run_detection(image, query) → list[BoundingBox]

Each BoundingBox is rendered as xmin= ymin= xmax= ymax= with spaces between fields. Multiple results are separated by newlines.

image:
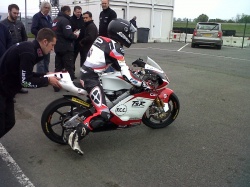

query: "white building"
xmin=58 ymin=0 xmax=174 ymax=42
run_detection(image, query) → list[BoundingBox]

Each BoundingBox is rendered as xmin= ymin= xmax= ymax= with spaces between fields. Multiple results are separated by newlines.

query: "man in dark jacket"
xmin=70 ymin=6 xmax=85 ymax=78
xmin=0 ymin=23 xmax=12 ymax=57
xmin=1 ymin=4 xmax=27 ymax=45
xmin=129 ymin=16 xmax=137 ymax=43
xmin=31 ymin=1 xmax=52 ymax=74
xmin=0 ymin=28 xmax=61 ymax=139
xmin=80 ymin=11 xmax=98 ymax=66
xmin=99 ymin=0 xmax=117 ymax=37
xmin=1 ymin=4 xmax=28 ymax=94
xmin=52 ymin=6 xmax=79 ymax=90
xmin=99 ymin=0 xmax=117 ymax=73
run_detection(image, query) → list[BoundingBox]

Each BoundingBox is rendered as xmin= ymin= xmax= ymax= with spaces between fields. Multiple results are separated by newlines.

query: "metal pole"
xmin=241 ymin=21 xmax=247 ymax=49
xmin=185 ymin=19 xmax=188 ymax=43
xmin=25 ymin=0 xmax=28 ymax=31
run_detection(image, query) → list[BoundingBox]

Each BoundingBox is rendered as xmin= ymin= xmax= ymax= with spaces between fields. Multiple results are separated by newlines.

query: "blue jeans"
xmin=36 ymin=53 xmax=50 ymax=73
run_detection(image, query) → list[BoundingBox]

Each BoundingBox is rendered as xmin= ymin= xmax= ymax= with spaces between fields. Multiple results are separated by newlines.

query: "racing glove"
xmin=141 ymin=81 xmax=153 ymax=91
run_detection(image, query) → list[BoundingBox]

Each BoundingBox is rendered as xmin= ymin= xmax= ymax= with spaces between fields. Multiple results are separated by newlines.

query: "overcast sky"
xmin=0 ymin=0 xmax=249 ymax=19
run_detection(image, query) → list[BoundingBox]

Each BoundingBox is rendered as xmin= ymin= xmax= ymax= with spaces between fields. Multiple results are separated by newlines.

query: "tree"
xmin=196 ymin=14 xmax=209 ymax=22
xmin=227 ymin=19 xmax=235 ymax=23
xmin=238 ymin=14 xmax=250 ymax=23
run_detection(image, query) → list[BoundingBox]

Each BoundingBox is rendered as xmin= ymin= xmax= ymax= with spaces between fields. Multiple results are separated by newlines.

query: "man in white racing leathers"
xmin=65 ymin=18 xmax=151 ymax=155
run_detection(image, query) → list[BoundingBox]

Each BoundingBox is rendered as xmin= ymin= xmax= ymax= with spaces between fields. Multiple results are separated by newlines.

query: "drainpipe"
xmin=127 ymin=0 xmax=130 ymax=20
xmin=150 ymin=0 xmax=155 ymax=41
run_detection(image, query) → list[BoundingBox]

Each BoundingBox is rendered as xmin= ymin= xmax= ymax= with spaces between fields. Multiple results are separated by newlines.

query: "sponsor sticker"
xmin=115 ymin=104 xmax=127 ymax=116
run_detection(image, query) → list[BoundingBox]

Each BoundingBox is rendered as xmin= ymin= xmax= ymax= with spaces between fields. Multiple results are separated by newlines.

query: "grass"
xmin=173 ymin=22 xmax=250 ymax=37
xmin=27 ymin=33 xmax=35 ymax=38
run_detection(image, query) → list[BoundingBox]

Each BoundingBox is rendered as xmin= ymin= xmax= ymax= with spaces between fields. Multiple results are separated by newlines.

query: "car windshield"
xmin=198 ymin=24 xmax=219 ymax=31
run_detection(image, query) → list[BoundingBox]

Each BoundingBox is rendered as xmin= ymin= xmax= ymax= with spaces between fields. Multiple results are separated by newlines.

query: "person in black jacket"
xmin=99 ymin=0 xmax=117 ymax=73
xmin=1 ymin=4 xmax=28 ymax=94
xmin=0 ymin=23 xmax=12 ymax=57
xmin=52 ymin=6 xmax=79 ymax=91
xmin=0 ymin=28 xmax=61 ymax=139
xmin=31 ymin=1 xmax=52 ymax=74
xmin=70 ymin=6 xmax=85 ymax=78
xmin=1 ymin=4 xmax=27 ymax=45
xmin=99 ymin=0 xmax=117 ymax=37
xmin=80 ymin=11 xmax=98 ymax=66
xmin=129 ymin=16 xmax=137 ymax=43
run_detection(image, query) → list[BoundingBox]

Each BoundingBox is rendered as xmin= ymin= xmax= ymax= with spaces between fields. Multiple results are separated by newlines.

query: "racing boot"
xmin=68 ymin=130 xmax=84 ymax=155
xmin=68 ymin=123 xmax=90 ymax=155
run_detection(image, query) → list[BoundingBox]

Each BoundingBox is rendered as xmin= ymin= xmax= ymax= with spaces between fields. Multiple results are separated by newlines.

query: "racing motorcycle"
xmin=41 ymin=57 xmax=180 ymax=145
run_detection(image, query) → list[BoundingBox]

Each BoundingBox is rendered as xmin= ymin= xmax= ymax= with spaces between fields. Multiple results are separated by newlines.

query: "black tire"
xmin=41 ymin=98 xmax=85 ymax=145
xmin=217 ymin=45 xmax=222 ymax=50
xmin=191 ymin=43 xmax=195 ymax=48
xmin=142 ymin=93 xmax=180 ymax=129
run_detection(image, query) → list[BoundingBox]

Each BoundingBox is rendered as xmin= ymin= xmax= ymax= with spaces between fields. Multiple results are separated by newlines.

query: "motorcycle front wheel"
xmin=41 ymin=98 xmax=84 ymax=145
xmin=142 ymin=93 xmax=180 ymax=129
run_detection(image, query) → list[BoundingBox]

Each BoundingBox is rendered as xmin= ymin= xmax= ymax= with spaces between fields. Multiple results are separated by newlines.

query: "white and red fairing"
xmin=109 ymin=87 xmax=174 ymax=126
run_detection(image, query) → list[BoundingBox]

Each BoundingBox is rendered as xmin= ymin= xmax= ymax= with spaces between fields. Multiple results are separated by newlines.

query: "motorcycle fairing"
xmin=158 ymin=88 xmax=174 ymax=112
xmin=109 ymin=91 xmax=155 ymax=124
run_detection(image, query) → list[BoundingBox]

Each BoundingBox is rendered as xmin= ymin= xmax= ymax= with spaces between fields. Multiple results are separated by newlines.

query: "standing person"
xmin=99 ymin=0 xmax=117 ymax=72
xmin=0 ymin=28 xmax=62 ymax=139
xmin=99 ymin=0 xmax=117 ymax=37
xmin=79 ymin=11 xmax=98 ymax=66
xmin=52 ymin=6 xmax=79 ymax=92
xmin=1 ymin=4 xmax=28 ymax=94
xmin=63 ymin=19 xmax=149 ymax=155
xmin=129 ymin=16 xmax=137 ymax=43
xmin=31 ymin=1 xmax=52 ymax=74
xmin=1 ymin=4 xmax=27 ymax=45
xmin=0 ymin=23 xmax=12 ymax=57
xmin=70 ymin=6 xmax=85 ymax=79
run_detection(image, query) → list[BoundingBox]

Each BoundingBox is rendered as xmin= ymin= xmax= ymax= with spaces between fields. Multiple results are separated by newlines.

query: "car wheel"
xmin=191 ymin=43 xmax=195 ymax=48
xmin=217 ymin=45 xmax=222 ymax=50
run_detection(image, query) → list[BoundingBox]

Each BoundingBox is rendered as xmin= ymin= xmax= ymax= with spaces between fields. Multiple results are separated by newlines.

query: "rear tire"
xmin=142 ymin=93 xmax=180 ymax=129
xmin=41 ymin=98 xmax=86 ymax=145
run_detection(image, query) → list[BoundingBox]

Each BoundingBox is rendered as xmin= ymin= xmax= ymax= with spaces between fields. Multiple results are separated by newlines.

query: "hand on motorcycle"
xmin=141 ymin=81 xmax=153 ymax=91
xmin=48 ymin=76 xmax=62 ymax=89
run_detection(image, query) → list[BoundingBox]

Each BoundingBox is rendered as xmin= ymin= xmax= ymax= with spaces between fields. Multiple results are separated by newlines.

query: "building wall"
xmin=58 ymin=0 xmax=174 ymax=42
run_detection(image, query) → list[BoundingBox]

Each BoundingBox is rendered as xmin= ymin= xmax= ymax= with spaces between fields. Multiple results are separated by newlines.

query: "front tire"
xmin=142 ymin=93 xmax=180 ymax=129
xmin=41 ymin=98 xmax=85 ymax=145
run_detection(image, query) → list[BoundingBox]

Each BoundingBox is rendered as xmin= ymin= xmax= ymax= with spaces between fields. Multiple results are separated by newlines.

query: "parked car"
xmin=191 ymin=22 xmax=223 ymax=49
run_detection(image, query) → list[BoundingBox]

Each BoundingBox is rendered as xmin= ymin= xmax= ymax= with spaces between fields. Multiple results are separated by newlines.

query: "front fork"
xmin=156 ymin=88 xmax=174 ymax=113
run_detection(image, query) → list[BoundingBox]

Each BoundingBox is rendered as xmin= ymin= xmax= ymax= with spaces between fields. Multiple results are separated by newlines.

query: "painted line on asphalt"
xmin=177 ymin=43 xmax=189 ymax=51
xmin=128 ymin=47 xmax=250 ymax=62
xmin=177 ymin=50 xmax=250 ymax=62
xmin=0 ymin=143 xmax=35 ymax=187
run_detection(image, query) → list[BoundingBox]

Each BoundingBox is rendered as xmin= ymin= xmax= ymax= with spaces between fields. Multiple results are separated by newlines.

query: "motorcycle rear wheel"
xmin=142 ymin=93 xmax=180 ymax=129
xmin=41 ymin=98 xmax=85 ymax=145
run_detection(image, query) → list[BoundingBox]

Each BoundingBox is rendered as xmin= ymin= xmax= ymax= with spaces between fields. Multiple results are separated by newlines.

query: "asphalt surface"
xmin=0 ymin=42 xmax=250 ymax=187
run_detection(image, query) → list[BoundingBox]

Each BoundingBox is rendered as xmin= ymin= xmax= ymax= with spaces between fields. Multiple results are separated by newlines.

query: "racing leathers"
xmin=67 ymin=36 xmax=146 ymax=154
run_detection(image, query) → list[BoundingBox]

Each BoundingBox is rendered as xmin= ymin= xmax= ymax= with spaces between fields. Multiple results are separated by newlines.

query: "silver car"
xmin=191 ymin=22 xmax=223 ymax=49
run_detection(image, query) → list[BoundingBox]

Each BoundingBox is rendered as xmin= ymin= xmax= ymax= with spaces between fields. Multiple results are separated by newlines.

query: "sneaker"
xmin=68 ymin=130 xmax=84 ymax=155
